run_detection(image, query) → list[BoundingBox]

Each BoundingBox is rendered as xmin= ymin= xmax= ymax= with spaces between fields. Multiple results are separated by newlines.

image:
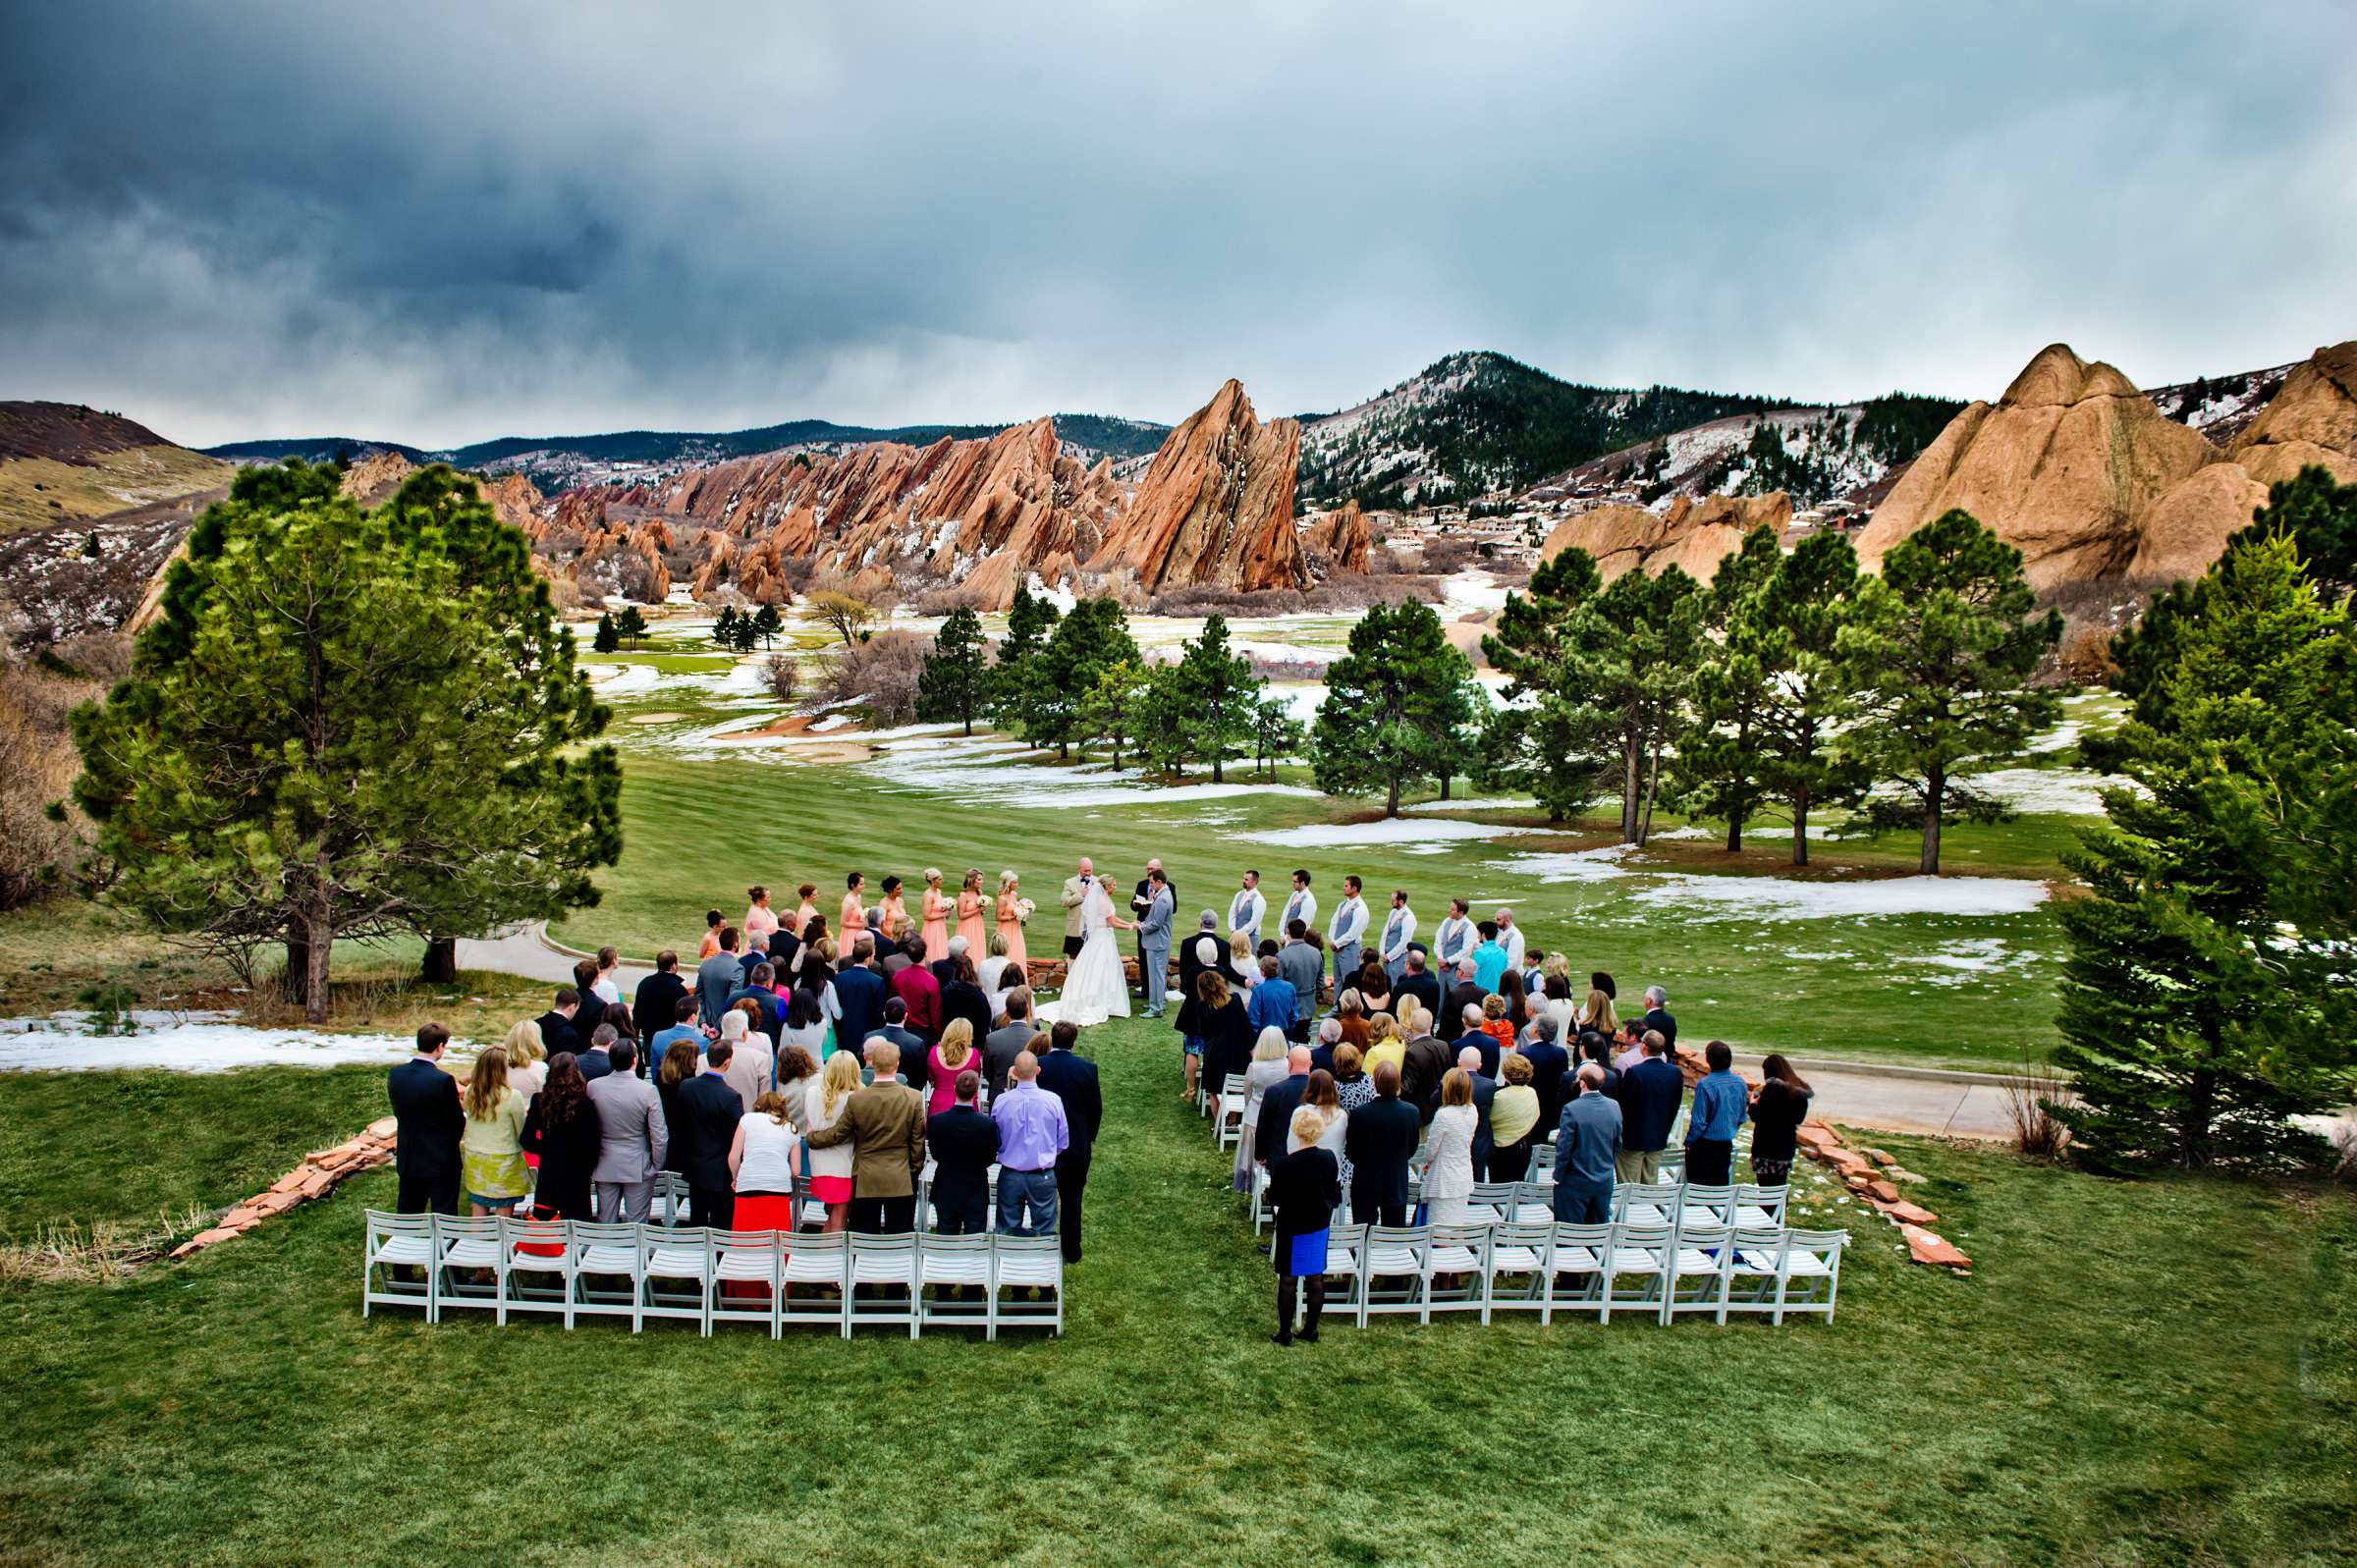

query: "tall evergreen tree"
xmin=915 ymin=605 xmax=991 ymax=735
xmin=1028 ymin=596 xmax=1136 ymax=759
xmin=1749 ymin=530 xmax=1871 ymax=866
xmin=1477 ymin=548 xmax=1617 ymax=823
xmin=713 ymin=606 xmax=740 ymax=649
xmin=751 ymin=603 xmax=783 ymax=649
xmin=1839 ymin=509 xmax=2061 ymax=873
xmin=1672 ymin=524 xmax=1781 ymax=849
xmin=2230 ymin=462 xmax=2357 ymax=599
xmin=991 ymin=583 xmax=1061 ymax=730
xmin=1251 ymin=695 xmax=1305 ymax=779
xmin=2053 ymin=532 xmax=2349 ymax=1172
xmin=73 ymin=485 xmax=620 ymax=1022
xmin=1172 ymin=613 xmax=1263 ymax=783
xmin=592 ymin=612 xmax=621 ymax=653
xmin=1312 ymin=599 xmax=1478 ymax=815
xmin=615 ymin=605 xmax=649 ymax=649
xmin=1076 ymin=658 xmax=1149 ymax=768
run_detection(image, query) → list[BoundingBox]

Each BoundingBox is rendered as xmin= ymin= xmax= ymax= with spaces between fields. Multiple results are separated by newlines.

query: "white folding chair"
xmin=1484 ymin=1221 xmax=1555 ymax=1320
xmin=1601 ymin=1220 xmax=1672 ymax=1324
xmin=1250 ymin=1163 xmax=1273 ymax=1233
xmin=501 ymin=1211 xmax=571 ymax=1321
xmin=361 ymin=1210 xmax=434 ymax=1320
xmin=640 ymin=1224 xmax=714 ymax=1334
xmin=1358 ymin=1225 xmax=1431 ymax=1325
xmin=643 ymin=1174 xmax=688 ymax=1226
xmin=1509 ymin=1181 xmax=1555 ymax=1225
xmin=710 ymin=1229 xmax=784 ymax=1336
xmin=1215 ymin=1075 xmax=1250 ymax=1150
xmin=562 ymin=1220 xmax=641 ymax=1327
xmin=1467 ymin=1182 xmax=1516 ymax=1227
xmin=1617 ymin=1181 xmax=1680 ymax=1227
xmin=780 ymin=1230 xmax=850 ymax=1333
xmin=1734 ymin=1184 xmax=1788 ymax=1230
xmin=1529 ymin=1139 xmax=1557 ymax=1179
xmin=848 ymin=1233 xmax=920 ymax=1338
xmin=1679 ymin=1184 xmax=1737 ymax=1229
xmin=1729 ymin=1226 xmax=1847 ymax=1324
xmin=992 ymin=1235 xmax=1064 ymax=1334
xmin=1663 ymin=1220 xmax=1735 ymax=1325
xmin=1543 ymin=1221 xmax=1612 ymax=1324
xmin=432 ymin=1215 xmax=506 ymax=1319
xmin=1320 ymin=1222 xmax=1366 ymax=1317
xmin=917 ymin=1232 xmax=993 ymax=1335
xmin=1424 ymin=1223 xmax=1490 ymax=1323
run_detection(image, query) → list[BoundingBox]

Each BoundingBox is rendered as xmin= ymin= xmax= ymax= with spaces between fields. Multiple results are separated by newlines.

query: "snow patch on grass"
xmin=1239 ymin=818 xmax=1547 ymax=848
xmin=1635 ymin=873 xmax=2049 ymax=921
xmin=0 ymin=1011 xmax=428 ymax=1072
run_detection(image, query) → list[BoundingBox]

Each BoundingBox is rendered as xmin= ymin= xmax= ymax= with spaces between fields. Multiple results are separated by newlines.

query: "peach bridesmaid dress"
xmin=956 ymin=890 xmax=987 ymax=954
xmin=921 ymin=888 xmax=951 ymax=964
xmin=874 ymin=892 xmax=907 ymax=947
xmin=995 ymin=889 xmax=1028 ymax=968
xmin=840 ymin=888 xmax=867 ymax=953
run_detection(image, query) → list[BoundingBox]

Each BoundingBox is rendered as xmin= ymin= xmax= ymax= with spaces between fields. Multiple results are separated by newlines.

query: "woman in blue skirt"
xmin=1268 ymin=1106 xmax=1343 ymax=1345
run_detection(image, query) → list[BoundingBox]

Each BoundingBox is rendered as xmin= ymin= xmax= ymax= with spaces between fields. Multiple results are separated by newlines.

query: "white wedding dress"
xmin=1050 ymin=880 xmax=1131 ymax=1027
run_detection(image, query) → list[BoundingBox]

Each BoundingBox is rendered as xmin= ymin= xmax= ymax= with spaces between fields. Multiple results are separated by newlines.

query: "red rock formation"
xmin=1301 ymin=500 xmax=1371 ymax=573
xmin=1540 ymin=491 xmax=1789 ymax=581
xmin=1090 ymin=380 xmax=1309 ymax=594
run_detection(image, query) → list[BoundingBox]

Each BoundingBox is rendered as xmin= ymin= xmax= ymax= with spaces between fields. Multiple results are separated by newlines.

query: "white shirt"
xmin=1432 ymin=915 xmax=1473 ymax=968
xmin=1228 ymin=886 xmax=1267 ymax=941
xmin=592 ymin=977 xmax=622 ymax=1007
xmin=1500 ymin=925 xmax=1526 ymax=973
xmin=1328 ymin=895 xmax=1368 ymax=948
xmin=1281 ymin=888 xmax=1317 ymax=936
xmin=736 ymin=1113 xmax=796 ymax=1192
xmin=1379 ymin=905 xmax=1418 ymax=961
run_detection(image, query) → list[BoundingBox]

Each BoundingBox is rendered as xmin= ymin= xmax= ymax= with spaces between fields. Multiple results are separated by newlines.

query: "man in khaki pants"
xmin=1060 ymin=856 xmax=1094 ymax=959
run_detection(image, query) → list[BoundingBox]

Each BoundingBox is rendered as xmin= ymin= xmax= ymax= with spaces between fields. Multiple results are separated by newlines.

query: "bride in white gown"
xmin=1050 ymin=871 xmax=1133 ymax=1027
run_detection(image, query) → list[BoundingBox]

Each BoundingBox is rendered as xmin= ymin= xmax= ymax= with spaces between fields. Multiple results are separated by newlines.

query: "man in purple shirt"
xmin=991 ymin=1051 xmax=1069 ymax=1238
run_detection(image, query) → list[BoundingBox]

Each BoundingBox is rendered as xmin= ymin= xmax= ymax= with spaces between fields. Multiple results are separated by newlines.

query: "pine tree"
xmin=1028 ymin=597 xmax=1137 ymax=758
xmin=1312 ymin=599 xmax=1478 ymax=815
xmin=592 ymin=612 xmax=621 ymax=653
xmin=73 ymin=482 xmax=620 ymax=1023
xmin=1839 ymin=510 xmax=2061 ymax=873
xmin=2053 ymin=532 xmax=2348 ymax=1173
xmin=1172 ymin=613 xmax=1264 ymax=783
xmin=731 ymin=612 xmax=761 ymax=653
xmin=751 ymin=603 xmax=783 ymax=649
xmin=990 ymin=583 xmax=1061 ymax=731
xmin=1076 ymin=658 xmax=1148 ymax=768
xmin=1749 ymin=530 xmax=1872 ymax=865
xmin=1477 ymin=548 xmax=1616 ymax=822
xmin=615 ymin=605 xmax=649 ymax=649
xmin=1251 ymin=695 xmax=1304 ymax=779
xmin=915 ymin=605 xmax=990 ymax=735
xmin=1672 ymin=524 xmax=1781 ymax=849
xmin=2229 ymin=462 xmax=2357 ymax=599
xmin=713 ymin=605 xmax=740 ymax=648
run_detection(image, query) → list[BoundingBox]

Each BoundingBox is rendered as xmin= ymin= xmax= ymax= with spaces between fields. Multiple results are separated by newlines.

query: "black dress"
xmin=522 ymin=1094 xmax=604 ymax=1221
xmin=1748 ymin=1081 xmax=1813 ymax=1178
xmin=1191 ymin=997 xmax=1254 ymax=1087
xmin=1266 ymin=1146 xmax=1342 ymax=1274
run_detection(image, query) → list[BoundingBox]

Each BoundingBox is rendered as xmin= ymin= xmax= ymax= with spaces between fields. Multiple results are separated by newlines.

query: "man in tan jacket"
xmin=803 ymin=1040 xmax=926 ymax=1233
xmin=1059 ymin=856 xmax=1095 ymax=959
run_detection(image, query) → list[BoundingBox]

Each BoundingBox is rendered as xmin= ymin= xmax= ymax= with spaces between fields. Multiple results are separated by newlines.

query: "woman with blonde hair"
xmin=1297 ymin=1066 xmax=1348 ymax=1181
xmin=1234 ymin=1025 xmax=1293 ymax=1193
xmin=1267 ymin=1105 xmax=1342 ymax=1346
xmin=1227 ymin=932 xmax=1258 ymax=993
xmin=1489 ymin=1052 xmax=1542 ymax=1181
xmin=978 ymin=930 xmax=1013 ymax=999
xmin=919 ymin=868 xmax=951 ymax=964
xmin=956 ymin=868 xmax=988 ymax=953
xmin=1422 ymin=1069 xmax=1478 ymax=1225
xmin=927 ymin=1017 xmax=978 ymax=1116
xmin=502 ymin=1018 xmax=548 ymax=1098
xmin=994 ymin=869 xmax=1030 ymax=969
xmin=1576 ymin=978 xmax=1618 ymax=1037
xmin=461 ymin=1046 xmax=531 ymax=1217
xmin=1360 ymin=1012 xmax=1406 ymax=1082
xmin=801 ymin=1050 xmax=861 ymax=1232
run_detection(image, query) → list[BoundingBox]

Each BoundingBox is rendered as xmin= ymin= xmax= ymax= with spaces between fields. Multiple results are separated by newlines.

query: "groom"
xmin=1136 ymin=869 xmax=1175 ymax=1017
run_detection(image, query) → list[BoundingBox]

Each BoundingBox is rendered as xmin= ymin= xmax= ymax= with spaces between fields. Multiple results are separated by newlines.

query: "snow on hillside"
xmin=2144 ymin=362 xmax=2296 ymax=444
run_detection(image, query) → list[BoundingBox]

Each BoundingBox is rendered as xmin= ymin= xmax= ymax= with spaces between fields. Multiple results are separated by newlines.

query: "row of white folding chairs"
xmin=630 ymin=1168 xmax=1020 ymax=1236
xmin=361 ymin=1211 xmax=1063 ymax=1338
xmin=1250 ymin=1174 xmax=1781 ymax=1236
xmin=1292 ymin=1219 xmax=1846 ymax=1326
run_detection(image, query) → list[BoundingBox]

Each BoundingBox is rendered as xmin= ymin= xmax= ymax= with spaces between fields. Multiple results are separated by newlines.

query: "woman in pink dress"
xmin=873 ymin=875 xmax=908 ymax=952
xmin=919 ymin=868 xmax=951 ymax=964
xmin=956 ymin=868 xmax=988 ymax=954
xmin=742 ymin=885 xmax=780 ymax=946
xmin=792 ymin=883 xmax=820 ymax=939
xmin=994 ymin=870 xmax=1029 ymax=969
xmin=840 ymin=871 xmax=868 ymax=955
xmin=926 ymin=1019 xmax=979 ymax=1116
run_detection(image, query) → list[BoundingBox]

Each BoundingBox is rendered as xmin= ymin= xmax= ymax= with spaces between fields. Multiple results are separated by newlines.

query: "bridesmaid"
xmin=742 ymin=885 xmax=780 ymax=946
xmin=995 ymin=870 xmax=1029 ymax=969
xmin=920 ymin=869 xmax=951 ymax=964
xmin=792 ymin=883 xmax=821 ymax=939
xmin=956 ymin=868 xmax=988 ymax=954
xmin=840 ymin=872 xmax=868 ymax=954
xmin=874 ymin=875 xmax=908 ymax=950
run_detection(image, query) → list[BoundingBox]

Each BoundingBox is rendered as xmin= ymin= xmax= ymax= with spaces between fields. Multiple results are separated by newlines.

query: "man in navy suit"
xmin=672 ymin=1038 xmax=745 ymax=1229
xmin=868 ymin=997 xmax=929 ymax=1093
xmin=533 ymin=989 xmax=583 ymax=1058
xmin=387 ymin=1023 xmax=464 ymax=1215
xmin=833 ymin=937 xmax=890 ymax=1056
xmin=1033 ymin=1020 xmax=1103 ymax=1264
xmin=925 ymin=1068 xmax=1000 ymax=1238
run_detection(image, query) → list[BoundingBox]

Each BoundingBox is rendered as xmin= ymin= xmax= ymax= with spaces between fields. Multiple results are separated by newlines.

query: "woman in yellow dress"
xmin=994 ymin=870 xmax=1029 ymax=969
xmin=956 ymin=868 xmax=988 ymax=954
xmin=919 ymin=868 xmax=951 ymax=964
xmin=874 ymin=875 xmax=908 ymax=953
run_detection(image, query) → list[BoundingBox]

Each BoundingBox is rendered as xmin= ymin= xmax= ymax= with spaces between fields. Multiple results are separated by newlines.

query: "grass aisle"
xmin=0 ymin=1019 xmax=2350 ymax=1566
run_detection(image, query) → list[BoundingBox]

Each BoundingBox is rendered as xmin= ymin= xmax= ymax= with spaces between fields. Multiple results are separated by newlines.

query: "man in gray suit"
xmin=585 ymin=1039 xmax=668 ymax=1222
xmin=1137 ymin=868 xmax=1176 ymax=1017
xmin=983 ymin=987 xmax=1043 ymax=1099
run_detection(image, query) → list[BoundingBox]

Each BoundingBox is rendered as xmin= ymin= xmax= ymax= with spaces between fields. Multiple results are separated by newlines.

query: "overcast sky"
xmin=3 ymin=1 xmax=2352 ymax=449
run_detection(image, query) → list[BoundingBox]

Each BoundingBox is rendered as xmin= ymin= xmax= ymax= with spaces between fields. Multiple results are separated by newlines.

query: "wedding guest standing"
xmin=1684 ymin=1040 xmax=1748 ymax=1186
xmin=1553 ymin=1064 xmax=1621 ymax=1224
xmin=743 ymin=886 xmax=780 ymax=946
xmin=920 ymin=868 xmax=952 ymax=964
xmin=1267 ymin=1108 xmax=1342 ymax=1347
xmin=389 ymin=1023 xmax=464 ymax=1216
xmin=1035 ymin=1020 xmax=1101 ymax=1263
xmin=926 ymin=1070 xmax=999 ymax=1237
xmin=802 ymin=1052 xmax=860 ymax=1231
xmin=673 ymin=1040 xmax=744 ymax=1229
xmin=1325 ymin=875 xmax=1369 ymax=995
xmin=1422 ymin=1069 xmax=1478 ymax=1223
xmin=1343 ymin=1061 xmax=1419 ymax=1226
xmin=1747 ymin=1054 xmax=1814 ymax=1185
xmin=873 ymin=876 xmax=907 ymax=949
xmin=840 ymin=872 xmax=869 ymax=956
xmin=459 ymin=1046 xmax=531 ymax=1218
xmin=1488 ymin=1052 xmax=1542 ymax=1182
xmin=631 ymin=950 xmax=689 ymax=1048
xmin=956 ymin=868 xmax=989 ymax=953
xmin=1378 ymin=889 xmax=1418 ymax=986
xmin=1191 ymin=971 xmax=1255 ymax=1095
xmin=588 ymin=1040 xmax=666 ymax=1223
xmin=502 ymin=1019 xmax=548 ymax=1099
xmin=995 ymin=871 xmax=1030 ymax=969
xmin=521 ymin=1053 xmax=601 ymax=1221
xmin=727 ymin=1090 xmax=800 ymax=1236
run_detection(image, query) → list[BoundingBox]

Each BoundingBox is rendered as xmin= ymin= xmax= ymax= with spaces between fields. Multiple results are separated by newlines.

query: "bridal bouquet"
xmin=1014 ymin=897 xmax=1036 ymax=922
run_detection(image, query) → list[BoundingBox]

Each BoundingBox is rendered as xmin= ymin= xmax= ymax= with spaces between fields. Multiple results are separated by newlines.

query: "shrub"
xmin=763 ymin=652 xmax=800 ymax=701
xmin=822 ymin=629 xmax=928 ymax=724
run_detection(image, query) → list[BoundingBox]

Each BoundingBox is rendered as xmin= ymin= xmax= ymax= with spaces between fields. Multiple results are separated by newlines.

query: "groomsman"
xmin=1431 ymin=897 xmax=1474 ymax=979
xmin=1132 ymin=857 xmax=1173 ymax=993
xmin=1281 ymin=869 xmax=1318 ymax=944
xmin=1378 ymin=889 xmax=1418 ymax=985
xmin=1326 ymin=875 xmax=1369 ymax=994
xmin=1228 ymin=869 xmax=1267 ymax=949
xmin=1495 ymin=906 xmax=1526 ymax=975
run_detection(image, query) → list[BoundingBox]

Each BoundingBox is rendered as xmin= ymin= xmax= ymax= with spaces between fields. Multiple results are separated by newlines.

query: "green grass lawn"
xmin=2 ymin=1015 xmax=2350 ymax=1567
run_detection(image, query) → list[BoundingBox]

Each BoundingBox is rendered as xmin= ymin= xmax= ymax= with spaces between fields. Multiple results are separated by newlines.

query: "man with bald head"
xmin=1447 ymin=1043 xmax=1498 ymax=1181
xmin=1060 ymin=856 xmax=1096 ymax=960
xmin=1254 ymin=1045 xmax=1315 ymax=1174
xmin=992 ymin=1049 xmax=1069 ymax=1237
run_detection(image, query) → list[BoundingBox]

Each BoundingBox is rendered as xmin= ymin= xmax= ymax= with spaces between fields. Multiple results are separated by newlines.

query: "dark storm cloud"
xmin=2 ymin=0 xmax=2352 ymax=448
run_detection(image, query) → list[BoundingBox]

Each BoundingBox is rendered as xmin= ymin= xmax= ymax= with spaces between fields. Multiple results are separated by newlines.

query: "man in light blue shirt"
xmin=1684 ymin=1040 xmax=1748 ymax=1186
xmin=1470 ymin=922 xmax=1509 ymax=995
xmin=1246 ymin=955 xmax=1296 ymax=1040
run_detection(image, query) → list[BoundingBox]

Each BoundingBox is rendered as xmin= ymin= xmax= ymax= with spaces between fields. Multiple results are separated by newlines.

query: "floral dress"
xmin=461 ymin=1087 xmax=531 ymax=1203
